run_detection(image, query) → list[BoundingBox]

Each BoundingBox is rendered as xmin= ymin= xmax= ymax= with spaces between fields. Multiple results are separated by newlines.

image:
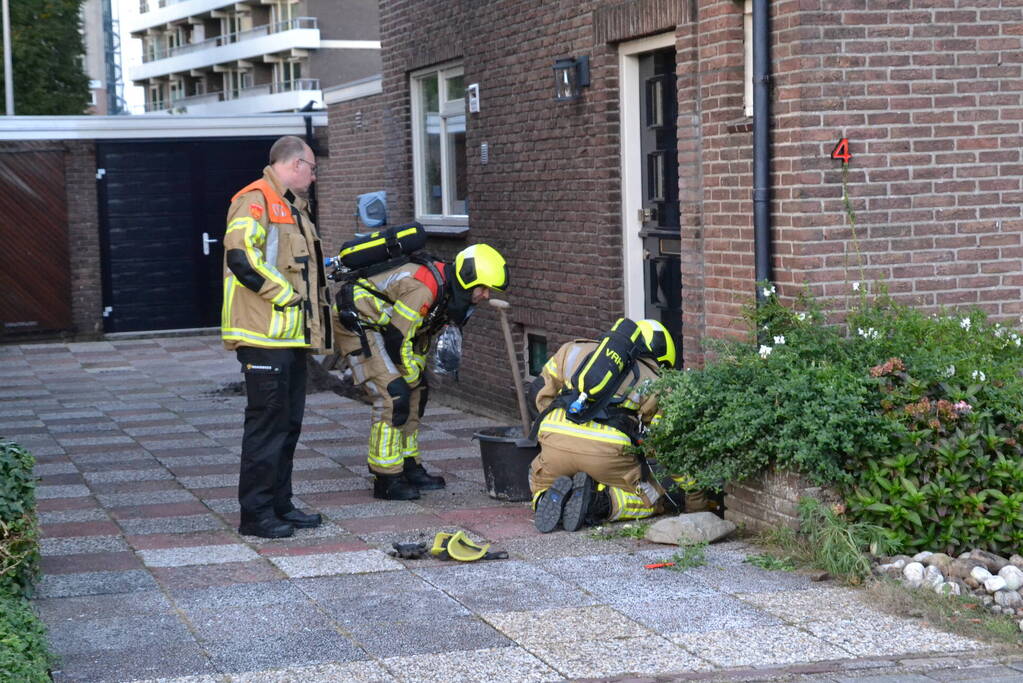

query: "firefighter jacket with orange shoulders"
xmin=333 ymin=260 xmax=448 ymax=387
xmin=221 ymin=166 xmax=332 ymax=352
xmin=534 ymin=340 xmax=662 ymax=452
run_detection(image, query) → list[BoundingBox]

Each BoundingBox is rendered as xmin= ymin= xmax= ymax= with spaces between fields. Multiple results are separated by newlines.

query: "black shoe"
xmin=239 ymin=518 xmax=294 ymax=539
xmin=534 ymin=475 xmax=573 ymax=533
xmin=373 ymin=473 xmax=421 ymax=500
xmin=561 ymin=472 xmax=596 ymax=532
xmin=277 ymin=509 xmax=322 ymax=528
xmin=403 ymin=459 xmax=446 ymax=490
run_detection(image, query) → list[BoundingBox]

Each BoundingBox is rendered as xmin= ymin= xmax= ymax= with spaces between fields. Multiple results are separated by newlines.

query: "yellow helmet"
xmin=637 ymin=319 xmax=676 ymax=368
xmin=454 ymin=244 xmax=508 ymax=292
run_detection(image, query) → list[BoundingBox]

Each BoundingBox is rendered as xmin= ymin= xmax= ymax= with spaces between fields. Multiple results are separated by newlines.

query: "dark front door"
xmin=97 ymin=138 xmax=275 ymax=333
xmin=638 ymin=48 xmax=682 ymax=362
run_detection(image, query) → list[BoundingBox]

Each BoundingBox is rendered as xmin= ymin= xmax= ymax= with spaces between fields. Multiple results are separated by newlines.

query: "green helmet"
xmin=637 ymin=319 xmax=676 ymax=368
xmin=454 ymin=244 xmax=508 ymax=292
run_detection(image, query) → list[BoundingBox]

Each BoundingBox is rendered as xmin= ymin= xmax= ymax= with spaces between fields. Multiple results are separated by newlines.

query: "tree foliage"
xmin=0 ymin=0 xmax=90 ymax=115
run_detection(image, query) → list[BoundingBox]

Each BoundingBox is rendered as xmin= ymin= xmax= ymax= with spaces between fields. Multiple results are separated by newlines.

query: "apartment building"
xmin=128 ymin=0 xmax=379 ymax=115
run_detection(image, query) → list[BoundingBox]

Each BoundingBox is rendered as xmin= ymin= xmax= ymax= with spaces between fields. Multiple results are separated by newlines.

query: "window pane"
xmin=445 ymin=74 xmax=464 ymax=102
xmin=419 ymin=74 xmax=442 ymax=215
xmin=445 ymin=114 xmax=467 ymax=215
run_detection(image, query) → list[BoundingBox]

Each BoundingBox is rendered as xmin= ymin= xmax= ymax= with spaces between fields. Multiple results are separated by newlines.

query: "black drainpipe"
xmin=753 ymin=0 xmax=773 ymax=301
xmin=301 ymin=100 xmax=319 ymax=223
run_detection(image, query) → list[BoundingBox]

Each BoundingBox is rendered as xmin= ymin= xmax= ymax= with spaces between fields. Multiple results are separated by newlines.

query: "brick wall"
xmin=772 ymin=0 xmax=1023 ymax=321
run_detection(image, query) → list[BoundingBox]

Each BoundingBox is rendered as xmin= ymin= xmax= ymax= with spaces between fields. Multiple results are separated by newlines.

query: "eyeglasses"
xmin=297 ymin=158 xmax=317 ymax=174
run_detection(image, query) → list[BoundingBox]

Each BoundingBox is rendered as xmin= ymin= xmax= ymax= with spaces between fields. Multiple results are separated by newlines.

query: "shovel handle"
xmin=489 ymin=299 xmax=532 ymax=437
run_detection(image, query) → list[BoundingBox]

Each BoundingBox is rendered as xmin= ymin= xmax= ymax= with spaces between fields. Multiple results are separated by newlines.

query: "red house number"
xmin=831 ymin=138 xmax=852 ymax=163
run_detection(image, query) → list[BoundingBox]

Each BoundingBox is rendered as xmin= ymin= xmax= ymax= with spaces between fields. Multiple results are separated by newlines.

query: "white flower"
xmin=995 ymin=326 xmax=1006 ymax=338
xmin=960 ymin=317 xmax=971 ymax=331
xmin=758 ymin=345 xmax=773 ymax=359
xmin=972 ymin=370 xmax=986 ymax=382
xmin=852 ymin=281 xmax=860 ymax=291
xmin=622 ymin=523 xmax=633 ymax=529
xmin=796 ymin=312 xmax=807 ymax=321
xmin=762 ymin=285 xmax=776 ymax=297
xmin=773 ymin=335 xmax=786 ymax=345
xmin=945 ymin=365 xmax=955 ymax=378
xmin=857 ymin=327 xmax=879 ymax=340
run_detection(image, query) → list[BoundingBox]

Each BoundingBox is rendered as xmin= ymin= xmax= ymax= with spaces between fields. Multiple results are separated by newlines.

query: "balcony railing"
xmin=139 ymin=0 xmax=186 ymax=13
xmin=142 ymin=17 xmax=318 ymax=63
xmin=144 ymin=79 xmax=320 ymax=111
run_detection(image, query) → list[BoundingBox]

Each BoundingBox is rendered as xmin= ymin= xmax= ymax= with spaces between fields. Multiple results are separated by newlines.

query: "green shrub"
xmin=645 ymin=287 xmax=1023 ymax=556
xmin=0 ymin=590 xmax=52 ymax=683
xmin=0 ymin=440 xmax=40 ymax=598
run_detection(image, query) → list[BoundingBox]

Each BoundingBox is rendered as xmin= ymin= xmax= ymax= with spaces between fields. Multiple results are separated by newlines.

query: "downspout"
xmin=753 ymin=0 xmax=773 ymax=301
xmin=301 ymin=100 xmax=318 ymax=223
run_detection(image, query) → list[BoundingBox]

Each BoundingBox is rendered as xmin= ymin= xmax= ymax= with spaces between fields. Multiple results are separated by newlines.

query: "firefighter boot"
xmin=403 ymin=458 xmax=446 ymax=490
xmin=534 ymin=475 xmax=574 ymax=533
xmin=373 ymin=473 xmax=420 ymax=500
xmin=562 ymin=473 xmax=611 ymax=532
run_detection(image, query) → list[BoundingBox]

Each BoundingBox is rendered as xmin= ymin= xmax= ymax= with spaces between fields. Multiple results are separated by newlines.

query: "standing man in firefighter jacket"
xmin=334 ymin=244 xmax=509 ymax=500
xmin=222 ymin=135 xmax=332 ymax=539
xmin=530 ymin=319 xmax=696 ymax=532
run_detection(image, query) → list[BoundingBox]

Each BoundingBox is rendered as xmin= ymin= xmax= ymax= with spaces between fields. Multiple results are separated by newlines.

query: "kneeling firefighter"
xmin=529 ymin=319 xmax=702 ymax=532
xmin=333 ymin=241 xmax=509 ymax=500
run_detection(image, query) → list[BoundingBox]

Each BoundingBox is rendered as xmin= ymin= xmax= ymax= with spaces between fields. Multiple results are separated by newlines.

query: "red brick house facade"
xmin=322 ymin=0 xmax=1023 ymax=419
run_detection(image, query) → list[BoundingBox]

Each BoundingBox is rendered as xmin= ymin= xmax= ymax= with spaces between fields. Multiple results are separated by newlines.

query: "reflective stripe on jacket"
xmin=221 ymin=167 xmax=331 ymax=351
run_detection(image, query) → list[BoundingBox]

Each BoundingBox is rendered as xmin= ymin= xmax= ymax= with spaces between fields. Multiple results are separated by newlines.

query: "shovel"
xmin=488 ymin=298 xmax=536 ymax=447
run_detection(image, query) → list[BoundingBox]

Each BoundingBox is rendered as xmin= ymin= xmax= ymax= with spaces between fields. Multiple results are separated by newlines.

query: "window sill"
xmin=422 ymin=223 xmax=470 ymax=239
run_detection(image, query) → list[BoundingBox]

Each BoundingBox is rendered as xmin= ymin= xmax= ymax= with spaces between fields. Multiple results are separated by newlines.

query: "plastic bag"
xmin=431 ymin=324 xmax=463 ymax=379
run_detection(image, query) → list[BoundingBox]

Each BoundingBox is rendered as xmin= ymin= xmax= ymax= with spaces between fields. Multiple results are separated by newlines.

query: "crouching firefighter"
xmin=529 ymin=318 xmax=699 ymax=532
xmin=333 ymin=240 xmax=509 ymax=500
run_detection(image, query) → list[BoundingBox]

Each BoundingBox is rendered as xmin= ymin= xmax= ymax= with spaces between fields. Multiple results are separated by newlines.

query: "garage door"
xmin=96 ymin=137 xmax=276 ymax=333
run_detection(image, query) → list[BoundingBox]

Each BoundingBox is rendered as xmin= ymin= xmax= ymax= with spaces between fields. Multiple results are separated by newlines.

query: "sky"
xmin=115 ymin=0 xmax=145 ymax=113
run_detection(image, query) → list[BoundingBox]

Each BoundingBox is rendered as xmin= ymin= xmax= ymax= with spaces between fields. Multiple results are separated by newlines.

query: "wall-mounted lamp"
xmin=552 ymin=55 xmax=590 ymax=101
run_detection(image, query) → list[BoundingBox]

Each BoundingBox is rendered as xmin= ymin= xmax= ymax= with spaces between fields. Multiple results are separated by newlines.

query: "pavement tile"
xmin=51 ymin=643 xmax=217 ymax=682
xmin=299 ymin=572 xmax=470 ymax=623
xmin=88 ymin=479 xmax=183 ymax=494
xmin=127 ymin=530 xmax=239 ymax=550
xmin=137 ymin=543 xmax=260 ymax=567
xmin=531 ymin=635 xmax=714 ymax=678
xmin=737 ymin=586 xmax=873 ymax=623
xmin=34 ymin=590 xmax=174 ymax=622
xmin=203 ymin=630 xmax=366 ymax=673
xmin=39 ymin=508 xmax=110 ymax=524
xmin=924 ymin=665 xmax=1023 ymax=681
xmin=321 ymin=500 xmax=426 ymax=519
xmin=117 ymin=514 xmax=226 ymax=536
xmin=499 ymin=532 xmax=635 ymax=560
xmin=224 ymin=660 xmax=396 ymax=682
xmin=300 ymin=489 xmax=378 ymax=507
xmin=268 ymin=549 xmax=404 ymax=577
xmin=95 ymin=489 xmax=198 ymax=507
xmin=618 ymin=592 xmax=782 ymax=634
xmin=412 ymin=559 xmax=599 ymax=612
xmin=82 ymin=468 xmax=174 ymax=483
xmin=177 ymin=474 xmax=238 ymax=489
xmin=257 ymin=539 xmax=371 ymax=556
xmin=108 ymin=501 xmax=211 ymax=519
xmin=151 ymin=559 xmax=282 ymax=590
xmin=482 ymin=605 xmax=651 ymax=645
xmin=536 ymin=552 xmax=719 ymax=604
xmin=35 ymin=569 xmax=159 ymax=598
xmin=42 ymin=520 xmax=122 ymax=538
xmin=41 ymin=551 xmax=143 ymax=575
xmin=671 ymin=624 xmax=851 ymax=668
xmin=184 ymin=600 xmax=334 ymax=641
xmin=37 ymin=496 xmax=98 ymax=513
xmin=39 ymin=472 xmax=87 ymax=485
xmin=802 ymin=614 xmax=989 ymax=657
xmin=37 ymin=484 xmax=94 ymax=500
xmin=46 ymin=613 xmax=194 ymax=655
xmin=341 ymin=513 xmax=446 ymax=535
xmin=348 ymin=614 xmax=513 ymax=657
xmin=381 ymin=645 xmax=559 ymax=683
xmin=438 ymin=505 xmax=538 ymax=541
xmin=40 ymin=535 xmax=131 ymax=556
xmin=292 ymin=477 xmax=369 ymax=494
xmin=191 ymin=485 xmax=236 ymax=500
xmin=169 ymin=580 xmax=309 ymax=611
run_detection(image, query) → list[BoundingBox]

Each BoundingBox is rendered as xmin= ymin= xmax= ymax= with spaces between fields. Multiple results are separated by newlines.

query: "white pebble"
xmin=999 ymin=565 xmax=1023 ymax=591
xmin=912 ymin=551 xmax=934 ymax=563
xmin=903 ymin=562 xmax=925 ymax=582
xmin=984 ymin=576 xmax=1008 ymax=593
xmin=971 ymin=566 xmax=993 ymax=582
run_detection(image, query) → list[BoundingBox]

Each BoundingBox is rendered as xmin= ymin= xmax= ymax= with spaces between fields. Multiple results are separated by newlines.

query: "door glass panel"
xmin=419 ymin=75 xmax=442 ymax=214
xmin=445 ymin=114 xmax=467 ymax=215
xmin=646 ymin=77 xmax=663 ymax=128
xmin=647 ymin=151 xmax=665 ymax=202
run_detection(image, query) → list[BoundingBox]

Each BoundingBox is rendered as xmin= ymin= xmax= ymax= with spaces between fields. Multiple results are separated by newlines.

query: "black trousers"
xmin=236 ymin=346 xmax=307 ymax=524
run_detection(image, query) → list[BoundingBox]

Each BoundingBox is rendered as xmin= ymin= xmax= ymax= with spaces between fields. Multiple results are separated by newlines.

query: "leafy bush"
xmin=645 ymin=287 xmax=1023 ymax=556
xmin=0 ymin=441 xmax=51 ymax=681
xmin=0 ymin=440 xmax=39 ymax=598
xmin=0 ymin=590 xmax=51 ymax=683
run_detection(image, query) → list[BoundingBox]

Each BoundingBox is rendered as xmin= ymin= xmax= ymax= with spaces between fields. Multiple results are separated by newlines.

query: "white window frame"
xmin=410 ymin=62 xmax=467 ymax=226
xmin=744 ymin=0 xmax=753 ymax=117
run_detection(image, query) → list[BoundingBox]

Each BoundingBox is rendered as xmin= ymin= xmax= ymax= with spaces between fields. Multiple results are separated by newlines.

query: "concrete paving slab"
xmin=268 ymin=548 xmax=404 ymax=577
xmin=52 ymin=643 xmax=217 ymax=683
xmin=802 ymin=614 xmax=988 ymax=657
xmin=203 ymin=630 xmax=367 ymax=673
xmin=34 ymin=590 xmax=175 ymax=622
xmin=224 ymin=660 xmax=397 ymax=682
xmin=184 ymin=600 xmax=335 ymax=641
xmin=346 ymin=614 xmax=513 ymax=657
xmin=619 ymin=592 xmax=783 ymax=634
xmin=482 ymin=605 xmax=651 ymax=645
xmin=137 ymin=543 xmax=260 ymax=567
xmin=671 ymin=624 xmax=852 ymax=668
xmin=532 ymin=635 xmax=715 ymax=679
xmin=381 ymin=645 xmax=559 ymax=683
xmin=40 ymin=535 xmax=130 ymax=556
xmin=46 ymin=613 xmax=195 ymax=655
xmin=35 ymin=569 xmax=159 ymax=598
